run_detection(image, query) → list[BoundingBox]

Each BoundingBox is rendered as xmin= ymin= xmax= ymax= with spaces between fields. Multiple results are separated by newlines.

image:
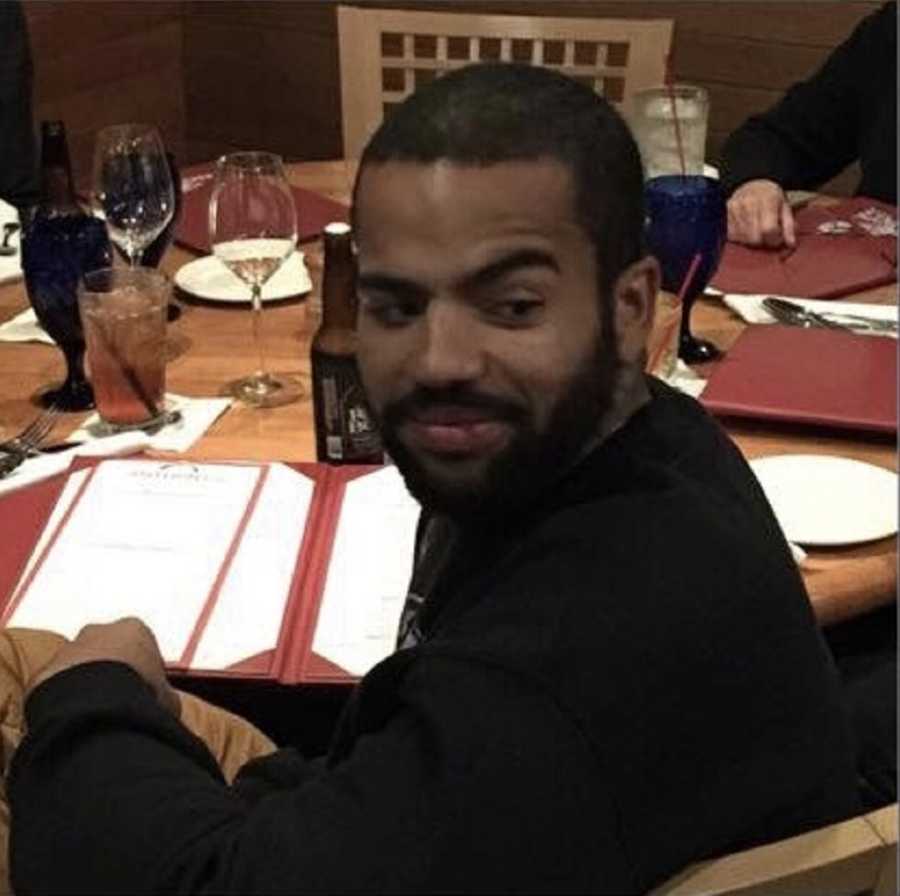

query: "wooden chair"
xmin=651 ymin=804 xmax=899 ymax=896
xmin=337 ymin=5 xmax=673 ymax=158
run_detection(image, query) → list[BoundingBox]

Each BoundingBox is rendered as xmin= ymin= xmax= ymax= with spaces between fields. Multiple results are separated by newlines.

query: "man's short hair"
xmin=355 ymin=62 xmax=646 ymax=302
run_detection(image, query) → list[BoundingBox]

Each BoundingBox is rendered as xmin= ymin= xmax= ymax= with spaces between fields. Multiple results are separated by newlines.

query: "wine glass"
xmin=644 ymin=175 xmax=726 ymax=362
xmin=92 ymin=124 xmax=175 ymax=266
xmin=209 ymin=151 xmax=301 ymax=407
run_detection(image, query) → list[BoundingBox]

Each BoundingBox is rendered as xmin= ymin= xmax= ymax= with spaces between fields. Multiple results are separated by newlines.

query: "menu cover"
xmin=710 ymin=198 xmax=898 ymax=298
xmin=0 ymin=458 xmax=420 ymax=685
xmin=176 ymin=163 xmax=350 ymax=254
xmin=700 ymin=325 xmax=898 ymax=434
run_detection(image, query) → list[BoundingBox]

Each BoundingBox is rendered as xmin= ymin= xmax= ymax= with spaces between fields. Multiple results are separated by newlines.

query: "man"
xmin=5 ymin=64 xmax=858 ymax=894
xmin=720 ymin=1 xmax=896 ymax=248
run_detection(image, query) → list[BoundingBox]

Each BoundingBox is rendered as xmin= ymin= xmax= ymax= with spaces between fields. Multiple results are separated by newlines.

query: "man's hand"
xmin=727 ymin=178 xmax=796 ymax=248
xmin=28 ymin=618 xmax=180 ymax=716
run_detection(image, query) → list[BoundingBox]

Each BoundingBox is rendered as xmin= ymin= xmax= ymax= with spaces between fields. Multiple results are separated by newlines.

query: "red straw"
xmin=648 ymin=251 xmax=702 ymax=374
xmin=664 ymin=53 xmax=687 ymax=177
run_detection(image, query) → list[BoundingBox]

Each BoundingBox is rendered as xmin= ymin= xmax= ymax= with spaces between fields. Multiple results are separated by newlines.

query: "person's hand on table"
xmin=27 ymin=617 xmax=180 ymax=716
xmin=727 ymin=178 xmax=797 ymax=248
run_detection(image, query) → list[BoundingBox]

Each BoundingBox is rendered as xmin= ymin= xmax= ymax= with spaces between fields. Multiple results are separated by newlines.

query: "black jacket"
xmin=720 ymin=2 xmax=897 ymax=203
xmin=9 ymin=381 xmax=859 ymax=894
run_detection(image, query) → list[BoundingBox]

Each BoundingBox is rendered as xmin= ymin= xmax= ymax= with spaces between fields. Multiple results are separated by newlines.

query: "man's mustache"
xmin=382 ymin=387 xmax=527 ymax=427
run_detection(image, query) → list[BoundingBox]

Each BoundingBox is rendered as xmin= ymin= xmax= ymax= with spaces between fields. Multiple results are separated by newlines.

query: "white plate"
xmin=750 ymin=454 xmax=898 ymax=546
xmin=174 ymin=252 xmax=311 ymax=303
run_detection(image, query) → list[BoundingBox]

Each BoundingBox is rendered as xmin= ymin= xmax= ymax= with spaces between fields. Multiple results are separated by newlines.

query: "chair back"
xmin=651 ymin=805 xmax=898 ymax=896
xmin=337 ymin=5 xmax=673 ymax=158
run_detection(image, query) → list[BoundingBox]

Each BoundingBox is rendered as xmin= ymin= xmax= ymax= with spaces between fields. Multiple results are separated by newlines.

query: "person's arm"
xmin=9 ymin=654 xmax=632 ymax=894
xmin=719 ymin=5 xmax=891 ymax=246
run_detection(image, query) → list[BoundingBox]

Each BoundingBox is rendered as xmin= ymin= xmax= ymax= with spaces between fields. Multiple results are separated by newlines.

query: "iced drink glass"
xmin=630 ymin=85 xmax=709 ymax=179
xmin=78 ymin=267 xmax=168 ymax=430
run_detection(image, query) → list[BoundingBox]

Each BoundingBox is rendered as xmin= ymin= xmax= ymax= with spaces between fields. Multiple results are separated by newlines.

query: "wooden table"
xmin=0 ymin=160 xmax=895 ymax=627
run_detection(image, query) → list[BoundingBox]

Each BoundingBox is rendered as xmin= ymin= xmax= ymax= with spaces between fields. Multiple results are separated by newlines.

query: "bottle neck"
xmin=39 ymin=122 xmax=80 ymax=214
xmin=320 ymin=229 xmax=358 ymax=330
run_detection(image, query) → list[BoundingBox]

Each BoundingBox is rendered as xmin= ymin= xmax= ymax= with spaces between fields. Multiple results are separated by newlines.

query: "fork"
xmin=0 ymin=406 xmax=60 ymax=458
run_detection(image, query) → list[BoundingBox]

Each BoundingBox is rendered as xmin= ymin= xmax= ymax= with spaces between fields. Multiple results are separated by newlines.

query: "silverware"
xmin=0 ymin=222 xmax=20 ymax=257
xmin=763 ymin=297 xmax=898 ymax=333
xmin=0 ymin=406 xmax=60 ymax=479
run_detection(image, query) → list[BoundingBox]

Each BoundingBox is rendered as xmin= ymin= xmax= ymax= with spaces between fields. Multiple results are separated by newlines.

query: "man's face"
xmin=354 ymin=159 xmax=622 ymax=520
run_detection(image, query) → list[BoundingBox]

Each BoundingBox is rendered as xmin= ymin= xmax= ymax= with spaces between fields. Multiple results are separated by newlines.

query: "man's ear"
xmin=612 ymin=255 xmax=660 ymax=365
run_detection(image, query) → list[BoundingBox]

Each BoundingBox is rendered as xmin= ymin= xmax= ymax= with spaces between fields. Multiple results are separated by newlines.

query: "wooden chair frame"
xmin=337 ymin=5 xmax=673 ymax=158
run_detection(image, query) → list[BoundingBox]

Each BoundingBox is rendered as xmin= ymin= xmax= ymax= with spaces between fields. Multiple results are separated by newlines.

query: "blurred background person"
xmin=0 ymin=0 xmax=39 ymax=212
xmin=720 ymin=1 xmax=896 ymax=248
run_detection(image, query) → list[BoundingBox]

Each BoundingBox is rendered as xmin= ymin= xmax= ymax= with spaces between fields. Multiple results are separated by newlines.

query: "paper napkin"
xmin=721 ymin=293 xmax=898 ymax=338
xmin=69 ymin=393 xmax=233 ymax=453
xmin=0 ymin=307 xmax=55 ymax=345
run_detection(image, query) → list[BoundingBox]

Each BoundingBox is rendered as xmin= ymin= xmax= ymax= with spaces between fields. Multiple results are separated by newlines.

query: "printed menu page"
xmin=6 ymin=460 xmax=311 ymax=666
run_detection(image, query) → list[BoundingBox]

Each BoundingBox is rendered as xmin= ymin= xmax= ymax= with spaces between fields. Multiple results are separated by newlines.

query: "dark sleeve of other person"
xmin=719 ymin=2 xmax=897 ymax=203
xmin=0 ymin=0 xmax=39 ymax=211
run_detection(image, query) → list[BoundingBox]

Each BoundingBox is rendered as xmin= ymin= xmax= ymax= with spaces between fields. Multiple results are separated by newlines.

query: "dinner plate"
xmin=749 ymin=454 xmax=898 ymax=546
xmin=174 ymin=252 xmax=311 ymax=303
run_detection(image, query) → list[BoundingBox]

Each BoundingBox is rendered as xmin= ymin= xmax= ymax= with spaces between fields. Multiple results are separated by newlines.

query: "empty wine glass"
xmin=92 ymin=124 xmax=175 ymax=266
xmin=209 ymin=151 xmax=301 ymax=407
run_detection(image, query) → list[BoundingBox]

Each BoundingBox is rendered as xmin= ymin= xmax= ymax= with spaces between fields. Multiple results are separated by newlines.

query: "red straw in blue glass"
xmin=648 ymin=251 xmax=702 ymax=374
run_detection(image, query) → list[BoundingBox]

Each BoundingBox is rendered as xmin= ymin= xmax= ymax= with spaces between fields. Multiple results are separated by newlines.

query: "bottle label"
xmin=312 ymin=352 xmax=383 ymax=463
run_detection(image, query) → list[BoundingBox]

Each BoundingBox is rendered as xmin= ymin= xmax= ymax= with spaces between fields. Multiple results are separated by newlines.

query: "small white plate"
xmin=750 ymin=454 xmax=898 ymax=546
xmin=174 ymin=252 xmax=311 ymax=303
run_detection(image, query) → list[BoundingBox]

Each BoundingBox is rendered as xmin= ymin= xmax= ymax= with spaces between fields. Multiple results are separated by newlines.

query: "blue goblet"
xmin=645 ymin=175 xmax=726 ymax=362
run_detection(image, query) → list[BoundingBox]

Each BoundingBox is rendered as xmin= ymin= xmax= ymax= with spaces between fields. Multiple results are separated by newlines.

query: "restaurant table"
xmin=0 ymin=160 xmax=895 ymax=631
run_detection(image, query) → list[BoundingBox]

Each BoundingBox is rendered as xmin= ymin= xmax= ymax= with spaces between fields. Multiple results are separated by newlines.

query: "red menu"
xmin=176 ymin=163 xmax=350 ymax=254
xmin=700 ymin=325 xmax=898 ymax=434
xmin=711 ymin=198 xmax=898 ymax=298
xmin=0 ymin=458 xmax=419 ymax=685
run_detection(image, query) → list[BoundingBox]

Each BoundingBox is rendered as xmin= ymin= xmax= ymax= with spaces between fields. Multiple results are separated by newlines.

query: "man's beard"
xmin=378 ymin=328 xmax=621 ymax=525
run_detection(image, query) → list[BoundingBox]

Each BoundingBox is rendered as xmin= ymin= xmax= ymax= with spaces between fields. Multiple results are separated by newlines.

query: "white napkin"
xmin=0 ymin=199 xmax=22 ymax=286
xmin=722 ymin=293 xmax=898 ymax=338
xmin=0 ymin=307 xmax=55 ymax=345
xmin=69 ymin=392 xmax=233 ymax=452
xmin=0 ymin=431 xmax=149 ymax=497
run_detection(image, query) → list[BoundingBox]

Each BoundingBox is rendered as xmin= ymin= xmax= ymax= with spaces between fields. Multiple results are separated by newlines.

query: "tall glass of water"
xmin=209 ymin=151 xmax=301 ymax=407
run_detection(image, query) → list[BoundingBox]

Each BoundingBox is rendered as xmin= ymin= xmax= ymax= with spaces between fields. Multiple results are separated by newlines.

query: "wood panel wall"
xmin=21 ymin=0 xmax=185 ymax=189
xmin=21 ymin=1 xmax=881 ymax=196
xmin=181 ymin=0 xmax=880 ymax=197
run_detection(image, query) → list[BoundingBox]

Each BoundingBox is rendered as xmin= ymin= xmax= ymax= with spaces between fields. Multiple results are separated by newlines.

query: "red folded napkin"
xmin=700 ymin=324 xmax=897 ymax=434
xmin=176 ymin=164 xmax=350 ymax=254
xmin=711 ymin=197 xmax=897 ymax=299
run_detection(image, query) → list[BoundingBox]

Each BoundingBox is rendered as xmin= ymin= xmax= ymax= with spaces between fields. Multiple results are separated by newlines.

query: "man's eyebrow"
xmin=463 ymin=249 xmax=560 ymax=289
xmin=357 ymin=248 xmax=560 ymax=298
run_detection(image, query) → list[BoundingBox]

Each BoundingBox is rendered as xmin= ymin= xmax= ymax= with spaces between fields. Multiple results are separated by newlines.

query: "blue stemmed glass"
xmin=22 ymin=214 xmax=111 ymax=409
xmin=645 ymin=175 xmax=726 ymax=362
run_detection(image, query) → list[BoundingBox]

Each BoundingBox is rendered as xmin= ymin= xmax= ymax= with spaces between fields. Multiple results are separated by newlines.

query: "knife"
xmin=762 ymin=297 xmax=898 ymax=333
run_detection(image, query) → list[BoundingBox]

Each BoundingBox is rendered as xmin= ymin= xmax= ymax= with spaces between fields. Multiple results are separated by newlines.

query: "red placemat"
xmin=700 ymin=324 xmax=897 ymax=434
xmin=711 ymin=198 xmax=897 ymax=299
xmin=176 ymin=163 xmax=349 ymax=254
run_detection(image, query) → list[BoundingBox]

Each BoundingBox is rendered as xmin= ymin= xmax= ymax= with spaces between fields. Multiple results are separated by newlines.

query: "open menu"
xmin=0 ymin=459 xmax=421 ymax=684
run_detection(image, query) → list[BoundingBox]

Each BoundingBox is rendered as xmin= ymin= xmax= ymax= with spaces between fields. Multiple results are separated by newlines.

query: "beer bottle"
xmin=311 ymin=222 xmax=383 ymax=464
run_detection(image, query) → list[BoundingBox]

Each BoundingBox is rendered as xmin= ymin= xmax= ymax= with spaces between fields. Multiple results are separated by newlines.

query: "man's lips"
xmin=401 ymin=406 xmax=513 ymax=455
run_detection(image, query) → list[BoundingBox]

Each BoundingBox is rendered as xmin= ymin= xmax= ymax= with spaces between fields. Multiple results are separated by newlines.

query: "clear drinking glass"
xmin=92 ymin=124 xmax=176 ymax=266
xmin=209 ymin=151 xmax=301 ymax=407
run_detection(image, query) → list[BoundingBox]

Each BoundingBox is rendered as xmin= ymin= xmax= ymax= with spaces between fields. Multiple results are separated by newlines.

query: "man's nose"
xmin=411 ymin=300 xmax=486 ymax=388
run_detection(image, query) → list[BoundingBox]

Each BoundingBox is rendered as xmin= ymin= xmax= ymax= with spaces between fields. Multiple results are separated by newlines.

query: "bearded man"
xmin=3 ymin=64 xmax=857 ymax=894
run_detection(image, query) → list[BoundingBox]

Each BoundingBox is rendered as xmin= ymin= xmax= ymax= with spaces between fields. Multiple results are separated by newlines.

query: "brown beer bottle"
xmin=311 ymin=222 xmax=383 ymax=464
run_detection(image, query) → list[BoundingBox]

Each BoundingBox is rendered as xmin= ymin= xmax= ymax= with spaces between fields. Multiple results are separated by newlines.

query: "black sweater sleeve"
xmin=9 ymin=657 xmax=631 ymax=895
xmin=719 ymin=3 xmax=896 ymax=198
